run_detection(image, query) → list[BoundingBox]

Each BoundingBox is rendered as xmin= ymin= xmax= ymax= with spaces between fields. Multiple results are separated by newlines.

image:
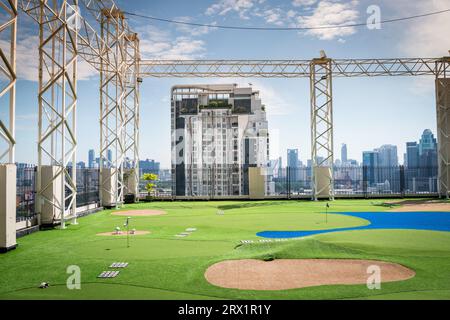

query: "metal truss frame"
xmin=20 ymin=0 xmax=115 ymax=72
xmin=34 ymin=0 xmax=78 ymax=228
xmin=0 ymin=0 xmax=18 ymax=164
xmin=99 ymin=6 xmax=126 ymax=207
xmin=140 ymin=56 xmax=449 ymax=201
xmin=123 ymin=32 xmax=140 ymax=196
xmin=139 ymin=58 xmax=442 ymax=78
xmin=15 ymin=0 xmax=140 ymax=223
xmin=436 ymin=58 xmax=450 ymax=198
xmin=310 ymin=57 xmax=334 ymax=200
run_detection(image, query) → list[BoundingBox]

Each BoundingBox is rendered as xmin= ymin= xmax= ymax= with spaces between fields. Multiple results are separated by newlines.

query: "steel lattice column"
xmin=100 ymin=7 xmax=126 ymax=208
xmin=310 ymin=57 xmax=334 ymax=201
xmin=436 ymin=57 xmax=450 ymax=198
xmin=37 ymin=0 xmax=79 ymax=228
xmin=0 ymin=0 xmax=18 ymax=163
xmin=123 ymin=33 xmax=140 ymax=198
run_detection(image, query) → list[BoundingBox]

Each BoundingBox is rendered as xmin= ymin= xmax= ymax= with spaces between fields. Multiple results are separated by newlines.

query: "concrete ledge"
xmin=76 ymin=206 xmax=103 ymax=218
xmin=0 ymin=244 xmax=17 ymax=254
xmin=17 ymin=225 xmax=39 ymax=238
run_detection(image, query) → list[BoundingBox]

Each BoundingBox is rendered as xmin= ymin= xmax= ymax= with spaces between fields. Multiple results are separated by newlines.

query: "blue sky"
xmin=9 ymin=0 xmax=450 ymax=167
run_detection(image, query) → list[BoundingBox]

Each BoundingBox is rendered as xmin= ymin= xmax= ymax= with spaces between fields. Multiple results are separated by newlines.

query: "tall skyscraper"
xmin=88 ymin=149 xmax=95 ymax=168
xmin=418 ymin=130 xmax=438 ymax=188
xmin=171 ymin=84 xmax=269 ymax=196
xmin=419 ymin=129 xmax=437 ymax=155
xmin=362 ymin=151 xmax=379 ymax=185
xmin=376 ymin=145 xmax=398 ymax=167
xmin=287 ymin=149 xmax=299 ymax=182
xmin=287 ymin=149 xmax=299 ymax=168
xmin=341 ymin=143 xmax=348 ymax=165
xmin=406 ymin=142 xmax=419 ymax=168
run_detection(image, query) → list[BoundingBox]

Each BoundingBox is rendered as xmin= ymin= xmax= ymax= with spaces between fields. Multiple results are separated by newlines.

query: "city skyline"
xmin=39 ymin=127 xmax=437 ymax=170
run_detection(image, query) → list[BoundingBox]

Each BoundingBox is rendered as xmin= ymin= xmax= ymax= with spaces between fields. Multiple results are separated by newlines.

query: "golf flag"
xmin=326 ymin=203 xmax=330 ymax=208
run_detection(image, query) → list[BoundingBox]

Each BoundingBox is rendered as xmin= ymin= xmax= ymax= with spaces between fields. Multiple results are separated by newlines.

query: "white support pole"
xmin=310 ymin=55 xmax=335 ymax=201
xmin=100 ymin=8 xmax=126 ymax=208
xmin=0 ymin=0 xmax=17 ymax=164
xmin=0 ymin=0 xmax=17 ymax=253
xmin=436 ymin=57 xmax=450 ymax=199
xmin=123 ymin=33 xmax=140 ymax=199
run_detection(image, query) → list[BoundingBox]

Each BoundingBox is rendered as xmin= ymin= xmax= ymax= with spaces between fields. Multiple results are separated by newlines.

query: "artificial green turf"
xmin=0 ymin=200 xmax=449 ymax=300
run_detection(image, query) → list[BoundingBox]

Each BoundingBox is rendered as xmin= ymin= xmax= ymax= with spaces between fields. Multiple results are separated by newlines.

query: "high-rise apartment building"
xmin=171 ymin=84 xmax=270 ymax=196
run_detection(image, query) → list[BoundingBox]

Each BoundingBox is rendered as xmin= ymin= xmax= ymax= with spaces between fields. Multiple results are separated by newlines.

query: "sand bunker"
xmin=388 ymin=200 xmax=450 ymax=212
xmin=205 ymin=259 xmax=415 ymax=291
xmin=111 ymin=210 xmax=166 ymax=217
xmin=97 ymin=231 xmax=151 ymax=236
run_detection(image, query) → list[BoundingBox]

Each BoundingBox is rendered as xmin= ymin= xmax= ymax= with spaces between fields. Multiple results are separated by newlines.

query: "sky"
xmin=5 ymin=0 xmax=450 ymax=168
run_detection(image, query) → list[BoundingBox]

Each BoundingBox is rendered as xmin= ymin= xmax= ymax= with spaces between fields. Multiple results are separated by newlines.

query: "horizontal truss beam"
xmin=139 ymin=58 xmax=449 ymax=78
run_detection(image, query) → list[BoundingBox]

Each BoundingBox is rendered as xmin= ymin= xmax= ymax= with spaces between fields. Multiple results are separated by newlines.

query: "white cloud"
xmin=392 ymin=0 xmax=450 ymax=57
xmin=0 ymin=35 xmax=97 ymax=82
xmin=174 ymin=16 xmax=217 ymax=36
xmin=252 ymin=7 xmax=299 ymax=27
xmin=287 ymin=10 xmax=297 ymax=18
xmin=382 ymin=0 xmax=450 ymax=94
xmin=262 ymin=8 xmax=284 ymax=26
xmin=206 ymin=0 xmax=265 ymax=19
xmin=297 ymin=0 xmax=360 ymax=40
xmin=292 ymin=0 xmax=317 ymax=7
xmin=138 ymin=26 xmax=207 ymax=60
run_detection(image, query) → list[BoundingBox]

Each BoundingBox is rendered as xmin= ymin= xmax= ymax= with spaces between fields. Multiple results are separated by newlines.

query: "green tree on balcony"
xmin=142 ymin=173 xmax=158 ymax=196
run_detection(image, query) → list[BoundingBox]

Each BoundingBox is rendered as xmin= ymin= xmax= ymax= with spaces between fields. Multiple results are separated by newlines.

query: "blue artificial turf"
xmin=257 ymin=211 xmax=450 ymax=239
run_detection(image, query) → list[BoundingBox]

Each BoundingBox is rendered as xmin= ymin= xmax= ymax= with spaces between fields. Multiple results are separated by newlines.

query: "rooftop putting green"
xmin=0 ymin=200 xmax=449 ymax=300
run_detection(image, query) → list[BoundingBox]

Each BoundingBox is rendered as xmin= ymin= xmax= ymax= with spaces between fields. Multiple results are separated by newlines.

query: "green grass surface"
xmin=1 ymin=200 xmax=449 ymax=300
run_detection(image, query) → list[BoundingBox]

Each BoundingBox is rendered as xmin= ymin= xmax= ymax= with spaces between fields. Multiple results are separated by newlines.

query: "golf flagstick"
xmin=326 ymin=203 xmax=329 ymax=224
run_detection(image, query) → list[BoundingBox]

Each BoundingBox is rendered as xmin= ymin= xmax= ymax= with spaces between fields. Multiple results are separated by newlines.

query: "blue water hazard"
xmin=257 ymin=212 xmax=450 ymax=239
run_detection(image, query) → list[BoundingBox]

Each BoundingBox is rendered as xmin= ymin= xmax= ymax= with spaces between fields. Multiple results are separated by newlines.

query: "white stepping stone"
xmin=175 ymin=234 xmax=188 ymax=238
xmin=97 ymin=271 xmax=120 ymax=278
xmin=110 ymin=262 xmax=129 ymax=268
